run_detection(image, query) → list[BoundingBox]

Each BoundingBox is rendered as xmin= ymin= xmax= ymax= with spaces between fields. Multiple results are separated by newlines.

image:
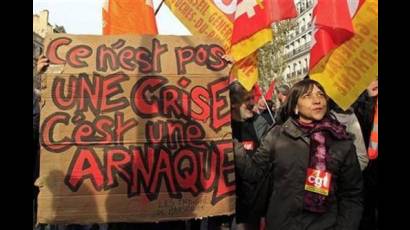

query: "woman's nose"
xmin=312 ymin=95 xmax=321 ymax=104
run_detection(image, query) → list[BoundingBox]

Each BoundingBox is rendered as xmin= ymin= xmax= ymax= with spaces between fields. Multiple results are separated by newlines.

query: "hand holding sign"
xmin=36 ymin=55 xmax=49 ymax=75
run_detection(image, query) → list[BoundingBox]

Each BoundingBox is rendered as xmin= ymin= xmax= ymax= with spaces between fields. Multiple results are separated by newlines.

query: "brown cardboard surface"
xmin=37 ymin=34 xmax=235 ymax=224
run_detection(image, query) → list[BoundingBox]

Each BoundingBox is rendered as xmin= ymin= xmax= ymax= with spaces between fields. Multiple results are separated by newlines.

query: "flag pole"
xmin=155 ymin=0 xmax=165 ymax=16
xmin=261 ymin=96 xmax=275 ymax=123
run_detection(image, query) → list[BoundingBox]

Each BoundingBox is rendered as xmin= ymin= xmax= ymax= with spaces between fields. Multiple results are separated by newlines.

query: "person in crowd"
xmin=273 ymin=84 xmax=290 ymax=124
xmin=234 ymin=78 xmax=363 ymax=230
xmin=252 ymin=97 xmax=275 ymax=140
xmin=276 ymin=84 xmax=290 ymax=106
xmin=353 ymin=79 xmax=378 ymax=230
xmin=227 ymin=80 xmax=273 ymax=230
xmin=329 ymin=100 xmax=369 ymax=171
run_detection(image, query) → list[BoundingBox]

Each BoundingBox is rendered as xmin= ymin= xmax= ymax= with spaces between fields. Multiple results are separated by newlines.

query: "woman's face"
xmin=296 ymin=85 xmax=327 ymax=123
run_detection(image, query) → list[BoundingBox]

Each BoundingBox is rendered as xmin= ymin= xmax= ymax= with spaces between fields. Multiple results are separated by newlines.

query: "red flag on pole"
xmin=229 ymin=0 xmax=297 ymax=91
xmin=252 ymin=83 xmax=263 ymax=104
xmin=309 ymin=0 xmax=355 ymax=69
xmin=230 ymin=0 xmax=298 ymax=62
xmin=265 ymin=80 xmax=275 ymax=101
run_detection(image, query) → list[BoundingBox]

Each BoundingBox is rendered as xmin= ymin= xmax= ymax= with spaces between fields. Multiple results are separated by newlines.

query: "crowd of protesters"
xmin=33 ymin=54 xmax=378 ymax=230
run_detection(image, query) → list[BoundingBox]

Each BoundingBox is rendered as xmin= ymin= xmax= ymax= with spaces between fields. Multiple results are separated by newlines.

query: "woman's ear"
xmin=294 ymin=108 xmax=299 ymax=115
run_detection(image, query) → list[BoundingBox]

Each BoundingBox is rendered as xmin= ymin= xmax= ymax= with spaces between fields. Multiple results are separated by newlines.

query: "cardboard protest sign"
xmin=36 ymin=34 xmax=235 ymax=224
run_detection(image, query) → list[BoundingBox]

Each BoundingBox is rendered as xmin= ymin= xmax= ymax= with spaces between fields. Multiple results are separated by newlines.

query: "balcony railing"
xmin=292 ymin=43 xmax=311 ymax=56
xmin=289 ymin=24 xmax=313 ymax=42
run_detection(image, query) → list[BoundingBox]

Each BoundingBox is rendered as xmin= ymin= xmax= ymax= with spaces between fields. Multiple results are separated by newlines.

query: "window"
xmin=285 ymin=66 xmax=291 ymax=75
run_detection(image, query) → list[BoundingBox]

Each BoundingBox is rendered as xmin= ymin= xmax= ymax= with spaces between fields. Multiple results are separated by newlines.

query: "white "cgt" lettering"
xmin=308 ymin=171 xmax=330 ymax=188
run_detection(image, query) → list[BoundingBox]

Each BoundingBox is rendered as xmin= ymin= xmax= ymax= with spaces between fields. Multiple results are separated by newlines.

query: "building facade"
xmin=282 ymin=0 xmax=314 ymax=86
xmin=33 ymin=10 xmax=65 ymax=90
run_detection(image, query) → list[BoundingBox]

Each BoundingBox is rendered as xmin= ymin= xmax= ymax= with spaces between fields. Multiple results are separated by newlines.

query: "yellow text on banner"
xmin=310 ymin=0 xmax=378 ymax=110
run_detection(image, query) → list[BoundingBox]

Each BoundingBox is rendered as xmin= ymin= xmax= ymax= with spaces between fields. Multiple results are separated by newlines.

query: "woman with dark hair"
xmin=234 ymin=78 xmax=363 ymax=230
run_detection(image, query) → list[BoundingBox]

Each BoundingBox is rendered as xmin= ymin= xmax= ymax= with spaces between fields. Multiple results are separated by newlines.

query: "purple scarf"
xmin=296 ymin=116 xmax=350 ymax=213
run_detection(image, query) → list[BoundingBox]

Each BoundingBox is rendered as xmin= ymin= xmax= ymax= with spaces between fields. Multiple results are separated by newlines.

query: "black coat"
xmin=235 ymin=118 xmax=363 ymax=230
xmin=231 ymin=115 xmax=271 ymax=224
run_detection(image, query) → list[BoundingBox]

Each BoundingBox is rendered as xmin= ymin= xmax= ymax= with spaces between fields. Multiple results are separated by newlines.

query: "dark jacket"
xmin=232 ymin=114 xmax=271 ymax=224
xmin=253 ymin=111 xmax=275 ymax=140
xmin=235 ymin=117 xmax=363 ymax=230
xmin=352 ymin=92 xmax=377 ymax=149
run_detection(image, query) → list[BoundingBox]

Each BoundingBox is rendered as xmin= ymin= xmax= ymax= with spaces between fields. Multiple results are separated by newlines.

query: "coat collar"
xmin=282 ymin=118 xmax=310 ymax=144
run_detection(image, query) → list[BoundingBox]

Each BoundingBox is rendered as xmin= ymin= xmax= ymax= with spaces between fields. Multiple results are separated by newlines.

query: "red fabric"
xmin=309 ymin=0 xmax=354 ymax=69
xmin=253 ymin=83 xmax=263 ymax=103
xmin=231 ymin=0 xmax=297 ymax=45
xmin=265 ymin=80 xmax=275 ymax=100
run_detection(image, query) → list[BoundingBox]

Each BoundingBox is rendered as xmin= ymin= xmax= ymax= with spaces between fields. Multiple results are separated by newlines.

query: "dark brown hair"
xmin=278 ymin=78 xmax=329 ymax=123
xmin=229 ymin=81 xmax=251 ymax=107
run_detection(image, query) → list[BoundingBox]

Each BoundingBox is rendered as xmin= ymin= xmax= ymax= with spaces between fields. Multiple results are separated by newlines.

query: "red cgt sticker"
xmin=242 ymin=140 xmax=255 ymax=151
xmin=304 ymin=168 xmax=332 ymax=196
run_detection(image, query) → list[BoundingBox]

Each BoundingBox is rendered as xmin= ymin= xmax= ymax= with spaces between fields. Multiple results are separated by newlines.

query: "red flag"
xmin=103 ymin=0 xmax=158 ymax=35
xmin=230 ymin=0 xmax=298 ymax=62
xmin=252 ymin=83 xmax=263 ymax=104
xmin=309 ymin=0 xmax=356 ymax=69
xmin=265 ymin=80 xmax=275 ymax=100
xmin=230 ymin=0 xmax=297 ymax=92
